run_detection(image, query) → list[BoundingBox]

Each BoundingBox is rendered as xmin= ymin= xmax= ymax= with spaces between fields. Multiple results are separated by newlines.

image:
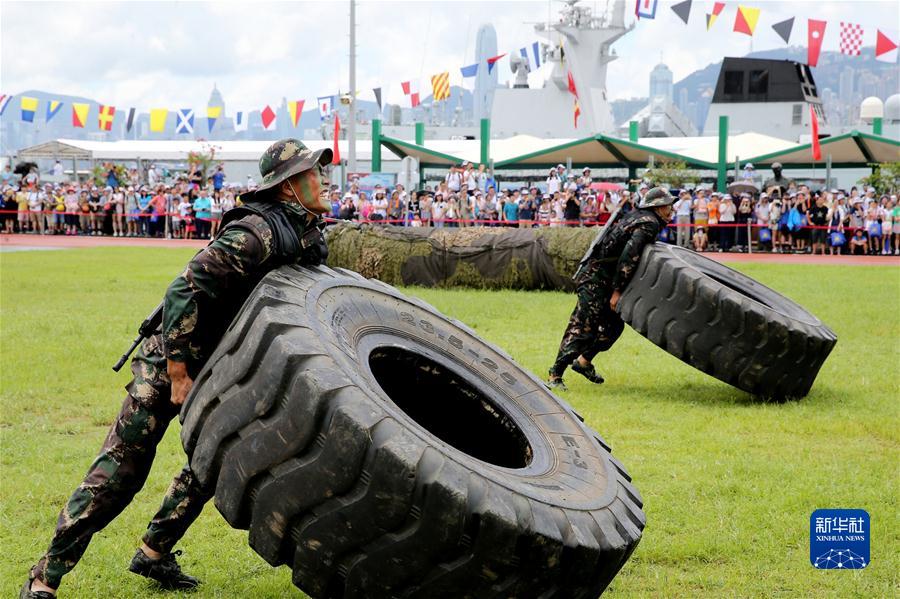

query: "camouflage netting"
xmin=325 ymin=223 xmax=598 ymax=291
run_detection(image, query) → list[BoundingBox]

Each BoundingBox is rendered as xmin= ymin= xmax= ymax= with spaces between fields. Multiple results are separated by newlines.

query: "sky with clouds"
xmin=2 ymin=0 xmax=897 ymax=113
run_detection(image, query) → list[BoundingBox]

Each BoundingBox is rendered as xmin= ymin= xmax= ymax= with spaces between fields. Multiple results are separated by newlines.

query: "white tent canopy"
xmin=16 ymin=139 xmax=402 ymax=163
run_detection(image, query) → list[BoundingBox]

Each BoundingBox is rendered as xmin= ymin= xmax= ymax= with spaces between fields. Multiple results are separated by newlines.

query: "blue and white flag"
xmin=532 ymin=41 xmax=541 ymax=68
xmin=317 ymin=96 xmax=334 ymax=119
xmin=460 ymin=63 xmax=479 ymax=78
xmin=234 ymin=111 xmax=248 ymax=132
xmin=176 ymin=108 xmax=194 ymax=134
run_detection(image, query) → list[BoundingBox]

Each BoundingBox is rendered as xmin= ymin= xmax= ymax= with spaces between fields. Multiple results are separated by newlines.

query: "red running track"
xmin=1 ymin=233 xmax=898 ymax=266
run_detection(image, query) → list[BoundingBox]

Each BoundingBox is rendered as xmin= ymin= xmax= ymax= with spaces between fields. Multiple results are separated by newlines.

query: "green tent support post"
xmin=873 ymin=117 xmax=883 ymax=136
xmin=628 ymin=121 xmax=639 ymax=190
xmin=371 ymin=119 xmax=382 ymax=173
xmin=480 ymin=118 xmax=490 ymax=166
xmin=415 ymin=122 xmax=425 ymax=189
xmin=717 ymin=115 xmax=729 ymax=193
xmin=629 ymin=120 xmax=639 ymax=142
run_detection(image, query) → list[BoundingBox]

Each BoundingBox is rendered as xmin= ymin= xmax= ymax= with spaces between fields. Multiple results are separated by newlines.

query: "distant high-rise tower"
xmin=208 ymin=83 xmax=225 ymax=113
xmin=473 ymin=24 xmax=498 ymax=122
xmin=650 ymin=63 xmax=673 ymax=102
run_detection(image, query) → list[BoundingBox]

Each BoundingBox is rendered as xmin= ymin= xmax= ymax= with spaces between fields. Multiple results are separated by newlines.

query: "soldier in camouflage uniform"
xmin=548 ymin=187 xmax=675 ymax=390
xmin=23 ymin=139 xmax=333 ymax=599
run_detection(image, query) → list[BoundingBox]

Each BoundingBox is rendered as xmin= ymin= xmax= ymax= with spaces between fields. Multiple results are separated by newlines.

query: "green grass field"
xmin=1 ymin=247 xmax=898 ymax=598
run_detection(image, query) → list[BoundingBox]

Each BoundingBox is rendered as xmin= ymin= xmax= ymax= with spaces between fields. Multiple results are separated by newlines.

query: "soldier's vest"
xmin=218 ymin=200 xmax=304 ymax=264
xmin=579 ymin=208 xmax=664 ymax=286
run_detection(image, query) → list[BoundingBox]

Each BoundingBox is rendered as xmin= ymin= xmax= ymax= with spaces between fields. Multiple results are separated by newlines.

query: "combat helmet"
xmin=255 ymin=138 xmax=333 ymax=195
xmin=638 ymin=186 xmax=675 ymax=209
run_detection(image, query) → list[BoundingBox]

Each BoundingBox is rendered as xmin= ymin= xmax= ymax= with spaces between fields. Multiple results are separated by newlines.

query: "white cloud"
xmin=1 ymin=0 xmax=896 ymax=114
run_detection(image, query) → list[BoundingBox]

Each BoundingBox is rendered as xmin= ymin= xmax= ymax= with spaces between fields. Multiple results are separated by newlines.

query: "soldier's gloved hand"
xmin=610 ymin=289 xmax=622 ymax=311
xmin=168 ymin=359 xmax=194 ymax=406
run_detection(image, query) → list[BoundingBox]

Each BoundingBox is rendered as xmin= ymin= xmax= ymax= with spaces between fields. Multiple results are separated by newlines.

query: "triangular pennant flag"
xmin=98 ymin=105 xmax=116 ymax=131
xmin=125 ymin=107 xmax=136 ymax=133
xmin=670 ymin=0 xmax=692 ymax=25
xmin=460 ymin=63 xmax=479 ymax=78
xmin=772 ymin=17 xmax=794 ymax=44
xmin=431 ymin=72 xmax=450 ymax=101
xmin=0 ymin=95 xmax=12 ymax=116
xmin=149 ymin=108 xmax=168 ymax=132
xmin=206 ymin=105 xmax=222 ymax=131
xmin=72 ymin=103 xmax=90 ymax=128
xmin=317 ymin=96 xmax=333 ymax=119
xmin=486 ymin=53 xmax=506 ymax=74
xmin=733 ymin=6 xmax=760 ymax=36
xmin=706 ymin=2 xmax=725 ymax=30
xmin=176 ymin=108 xmax=194 ymax=134
xmin=807 ymin=19 xmax=827 ymax=67
xmin=373 ymin=87 xmax=382 ymax=110
xmin=287 ymin=100 xmax=304 ymax=127
xmin=332 ymin=114 xmax=341 ymax=165
xmin=810 ymin=105 xmax=821 ymax=161
xmin=567 ymin=71 xmax=578 ymax=98
xmin=635 ymin=0 xmax=658 ymax=20
xmin=532 ymin=42 xmax=541 ymax=68
xmin=875 ymin=29 xmax=899 ymax=63
xmin=261 ymin=105 xmax=276 ymax=130
xmin=234 ymin=111 xmax=248 ymax=132
xmin=20 ymin=97 xmax=38 ymax=123
xmin=401 ymin=81 xmax=411 ymax=95
xmin=45 ymin=100 xmax=63 ymax=122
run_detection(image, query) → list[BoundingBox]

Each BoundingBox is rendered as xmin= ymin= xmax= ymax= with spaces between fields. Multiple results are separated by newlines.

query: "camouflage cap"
xmin=638 ymin=187 xmax=675 ymax=209
xmin=256 ymin=138 xmax=333 ymax=193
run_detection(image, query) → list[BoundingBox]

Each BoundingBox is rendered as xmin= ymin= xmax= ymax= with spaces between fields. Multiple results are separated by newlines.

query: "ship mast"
xmin=348 ymin=0 xmax=357 ymax=172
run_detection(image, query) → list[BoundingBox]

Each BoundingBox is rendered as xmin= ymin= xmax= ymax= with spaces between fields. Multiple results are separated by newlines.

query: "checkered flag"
xmin=840 ymin=22 xmax=864 ymax=56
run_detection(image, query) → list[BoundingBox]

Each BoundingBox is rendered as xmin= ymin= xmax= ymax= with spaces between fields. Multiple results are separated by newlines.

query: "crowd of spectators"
xmin=2 ymin=160 xmax=898 ymax=256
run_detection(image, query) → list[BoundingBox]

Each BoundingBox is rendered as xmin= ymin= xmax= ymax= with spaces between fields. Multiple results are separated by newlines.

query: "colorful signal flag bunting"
xmin=733 ymin=6 xmax=760 ymax=36
xmin=486 ymin=54 xmax=506 ymax=74
xmin=772 ymin=17 xmax=795 ymax=44
xmin=149 ymin=108 xmax=168 ymax=132
xmin=635 ymin=0 xmax=658 ymax=20
xmin=287 ymin=100 xmax=304 ymax=127
xmin=532 ymin=42 xmax=541 ymax=68
xmin=671 ymin=0 xmax=692 ymax=25
xmin=206 ymin=105 xmax=222 ymax=131
xmin=98 ymin=105 xmax=116 ymax=131
xmin=46 ymin=100 xmax=63 ymax=123
xmin=460 ymin=63 xmax=479 ymax=78
xmin=807 ymin=19 xmax=827 ymax=66
xmin=72 ymin=103 xmax=90 ymax=128
xmin=176 ymin=108 xmax=194 ymax=134
xmin=706 ymin=2 xmax=725 ymax=30
xmin=875 ymin=29 xmax=899 ymax=63
xmin=234 ymin=111 xmax=248 ymax=132
xmin=839 ymin=22 xmax=864 ymax=57
xmin=261 ymin=105 xmax=276 ymax=130
xmin=317 ymin=96 xmax=333 ymax=119
xmin=0 ymin=95 xmax=11 ymax=116
xmin=373 ymin=87 xmax=382 ymax=110
xmin=125 ymin=107 xmax=136 ymax=132
xmin=20 ymin=96 xmax=38 ymax=123
xmin=431 ymin=72 xmax=450 ymax=101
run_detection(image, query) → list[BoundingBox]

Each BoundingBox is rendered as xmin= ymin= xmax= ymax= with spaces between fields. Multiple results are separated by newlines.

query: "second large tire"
xmin=180 ymin=265 xmax=645 ymax=598
xmin=617 ymin=243 xmax=837 ymax=399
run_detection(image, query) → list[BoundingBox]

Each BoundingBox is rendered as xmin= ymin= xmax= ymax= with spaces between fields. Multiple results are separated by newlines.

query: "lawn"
xmin=1 ymin=247 xmax=898 ymax=598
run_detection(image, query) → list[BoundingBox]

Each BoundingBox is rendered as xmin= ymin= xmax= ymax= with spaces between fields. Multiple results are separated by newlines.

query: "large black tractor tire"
xmin=617 ymin=243 xmax=837 ymax=399
xmin=180 ymin=264 xmax=645 ymax=598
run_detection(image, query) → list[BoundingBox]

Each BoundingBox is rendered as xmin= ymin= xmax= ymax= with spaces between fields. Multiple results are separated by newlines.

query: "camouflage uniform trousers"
xmin=550 ymin=279 xmax=625 ymax=378
xmin=31 ymin=333 xmax=212 ymax=589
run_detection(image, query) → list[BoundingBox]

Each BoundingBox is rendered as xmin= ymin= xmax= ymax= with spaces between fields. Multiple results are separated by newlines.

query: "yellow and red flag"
xmin=287 ymin=100 xmax=304 ymax=127
xmin=574 ymin=99 xmax=581 ymax=128
xmin=733 ymin=6 xmax=761 ymax=36
xmin=431 ymin=72 xmax=450 ymax=102
xmin=72 ymin=102 xmax=89 ymax=128
xmin=98 ymin=105 xmax=116 ymax=131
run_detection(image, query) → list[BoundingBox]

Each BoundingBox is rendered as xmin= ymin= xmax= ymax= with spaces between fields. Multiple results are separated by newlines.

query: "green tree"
xmin=643 ymin=159 xmax=699 ymax=190
xmin=858 ymin=162 xmax=900 ymax=195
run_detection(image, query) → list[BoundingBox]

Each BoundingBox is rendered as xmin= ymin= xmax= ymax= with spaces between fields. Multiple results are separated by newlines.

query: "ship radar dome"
xmin=859 ymin=96 xmax=884 ymax=122
xmin=885 ymin=94 xmax=900 ymax=123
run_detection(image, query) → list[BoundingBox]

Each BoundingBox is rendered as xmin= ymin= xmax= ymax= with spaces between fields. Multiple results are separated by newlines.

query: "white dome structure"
xmin=884 ymin=94 xmax=900 ymax=123
xmin=859 ymin=96 xmax=884 ymax=122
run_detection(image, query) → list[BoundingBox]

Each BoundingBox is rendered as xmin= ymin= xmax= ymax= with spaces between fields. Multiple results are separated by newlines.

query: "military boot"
xmin=128 ymin=548 xmax=200 ymax=590
xmin=546 ymin=372 xmax=568 ymax=391
xmin=571 ymin=359 xmax=605 ymax=384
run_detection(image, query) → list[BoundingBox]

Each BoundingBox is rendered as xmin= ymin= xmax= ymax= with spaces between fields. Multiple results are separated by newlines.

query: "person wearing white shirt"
xmin=546 ymin=168 xmax=561 ymax=195
xmin=445 ymin=166 xmax=462 ymax=193
xmin=673 ymin=191 xmax=693 ymax=248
